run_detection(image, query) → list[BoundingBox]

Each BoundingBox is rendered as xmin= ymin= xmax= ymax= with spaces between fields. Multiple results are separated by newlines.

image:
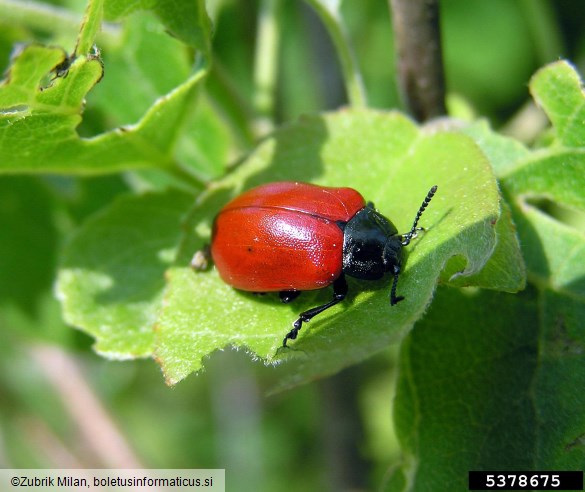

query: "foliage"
xmin=1 ymin=0 xmax=583 ymax=489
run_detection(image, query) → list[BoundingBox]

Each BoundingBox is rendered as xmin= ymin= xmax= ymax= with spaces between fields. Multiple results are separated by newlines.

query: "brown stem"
xmin=390 ymin=0 xmax=447 ymax=121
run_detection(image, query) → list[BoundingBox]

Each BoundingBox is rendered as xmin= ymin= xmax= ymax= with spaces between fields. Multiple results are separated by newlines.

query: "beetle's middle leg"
xmin=282 ymin=275 xmax=348 ymax=347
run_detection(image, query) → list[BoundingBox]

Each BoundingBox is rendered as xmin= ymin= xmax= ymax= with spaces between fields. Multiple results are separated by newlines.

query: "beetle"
xmin=209 ymin=181 xmax=437 ymax=347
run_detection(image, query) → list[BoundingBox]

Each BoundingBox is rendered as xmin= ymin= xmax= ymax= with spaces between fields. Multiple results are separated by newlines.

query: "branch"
xmin=390 ymin=0 xmax=446 ymax=121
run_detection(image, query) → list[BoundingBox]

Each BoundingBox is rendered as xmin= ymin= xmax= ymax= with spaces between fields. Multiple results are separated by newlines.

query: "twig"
xmin=389 ymin=0 xmax=446 ymax=121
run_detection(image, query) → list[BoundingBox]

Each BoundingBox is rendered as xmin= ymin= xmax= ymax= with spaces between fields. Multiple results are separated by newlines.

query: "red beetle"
xmin=209 ymin=182 xmax=437 ymax=346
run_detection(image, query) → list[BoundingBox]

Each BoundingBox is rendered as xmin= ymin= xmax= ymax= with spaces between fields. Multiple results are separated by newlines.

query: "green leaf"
xmin=460 ymin=119 xmax=531 ymax=175
xmin=503 ymin=148 xmax=585 ymax=211
xmin=442 ymin=199 xmax=526 ymax=292
xmin=0 ymin=176 xmax=57 ymax=315
xmin=392 ymin=61 xmax=585 ymax=486
xmin=87 ymin=11 xmax=229 ymax=181
xmin=104 ymin=0 xmax=212 ymax=56
xmin=510 ymin=201 xmax=584 ymax=295
xmin=529 ymin=60 xmax=585 ymax=148
xmin=0 ymin=42 xmax=206 ymax=175
xmin=534 ymin=289 xmax=585 ymax=468
xmin=174 ymin=95 xmax=233 ymax=181
xmin=57 ymin=191 xmax=194 ymax=357
xmin=500 ymin=61 xmax=585 ymax=292
xmin=0 ymin=0 xmax=212 ymax=176
xmin=449 ymin=121 xmax=534 ymax=292
xmin=54 ymin=108 xmax=526 ymax=387
xmin=0 ymin=44 xmax=101 ymax=114
xmin=87 ymin=12 xmax=191 ymax=126
xmin=154 ymin=109 xmax=513 ymax=385
xmin=386 ymin=285 xmax=585 ymax=490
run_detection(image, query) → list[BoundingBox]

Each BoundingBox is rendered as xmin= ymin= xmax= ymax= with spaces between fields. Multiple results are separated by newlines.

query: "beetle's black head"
xmin=341 ymin=205 xmax=402 ymax=281
xmin=341 ymin=186 xmax=438 ymax=283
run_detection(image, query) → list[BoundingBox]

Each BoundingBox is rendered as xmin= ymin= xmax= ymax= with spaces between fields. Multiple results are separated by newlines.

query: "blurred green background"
xmin=1 ymin=1 xmax=584 ymax=490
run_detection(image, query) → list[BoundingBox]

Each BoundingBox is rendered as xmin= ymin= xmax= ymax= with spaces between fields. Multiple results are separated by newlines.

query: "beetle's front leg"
xmin=389 ymin=264 xmax=404 ymax=306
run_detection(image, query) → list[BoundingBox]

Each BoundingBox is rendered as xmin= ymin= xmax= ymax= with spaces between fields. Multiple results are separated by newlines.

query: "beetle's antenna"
xmin=401 ymin=185 xmax=438 ymax=246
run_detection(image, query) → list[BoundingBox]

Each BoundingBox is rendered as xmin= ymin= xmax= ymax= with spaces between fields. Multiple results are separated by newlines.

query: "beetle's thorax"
xmin=341 ymin=205 xmax=402 ymax=280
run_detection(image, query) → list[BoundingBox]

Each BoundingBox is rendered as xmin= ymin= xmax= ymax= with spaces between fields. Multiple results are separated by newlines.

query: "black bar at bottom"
xmin=468 ymin=471 xmax=583 ymax=490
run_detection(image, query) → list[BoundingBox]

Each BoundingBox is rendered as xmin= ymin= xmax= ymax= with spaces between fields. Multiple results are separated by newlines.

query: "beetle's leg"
xmin=390 ymin=264 xmax=404 ymax=305
xmin=279 ymin=290 xmax=301 ymax=303
xmin=283 ymin=275 xmax=348 ymax=347
xmin=401 ymin=227 xmax=424 ymax=246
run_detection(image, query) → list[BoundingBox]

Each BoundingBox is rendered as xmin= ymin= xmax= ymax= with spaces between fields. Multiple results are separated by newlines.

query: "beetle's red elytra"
xmin=209 ymin=181 xmax=437 ymax=346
